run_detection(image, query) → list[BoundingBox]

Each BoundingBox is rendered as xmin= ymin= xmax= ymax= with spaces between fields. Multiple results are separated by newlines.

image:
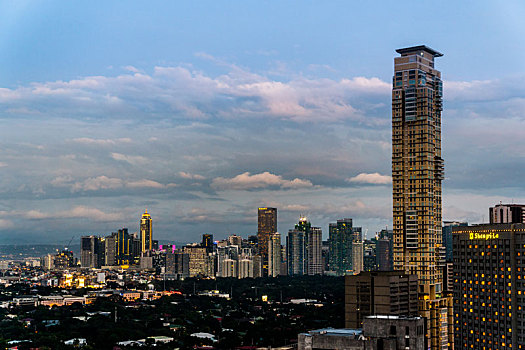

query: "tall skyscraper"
xmin=202 ymin=233 xmax=214 ymax=254
xmin=287 ymin=228 xmax=305 ymax=276
xmin=268 ymin=232 xmax=281 ymax=277
xmin=392 ymin=45 xmax=452 ymax=349
xmin=258 ymin=207 xmax=277 ymax=276
xmin=80 ymin=235 xmax=105 ymax=268
xmin=140 ymin=210 xmax=152 ymax=253
xmin=328 ymin=218 xmax=362 ymax=275
xmin=306 ymin=226 xmax=322 ymax=275
xmin=351 ymin=241 xmax=363 ymax=275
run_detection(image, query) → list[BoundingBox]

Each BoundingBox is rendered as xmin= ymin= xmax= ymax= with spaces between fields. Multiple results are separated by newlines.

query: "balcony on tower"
xmin=434 ymin=157 xmax=444 ymax=180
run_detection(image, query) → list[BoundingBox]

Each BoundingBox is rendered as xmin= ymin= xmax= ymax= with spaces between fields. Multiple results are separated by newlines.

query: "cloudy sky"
xmin=0 ymin=1 xmax=525 ymax=244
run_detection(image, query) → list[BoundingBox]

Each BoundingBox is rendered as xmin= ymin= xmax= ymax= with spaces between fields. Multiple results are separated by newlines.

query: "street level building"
xmin=299 ymin=316 xmax=425 ymax=350
xmin=392 ymin=45 xmax=452 ymax=349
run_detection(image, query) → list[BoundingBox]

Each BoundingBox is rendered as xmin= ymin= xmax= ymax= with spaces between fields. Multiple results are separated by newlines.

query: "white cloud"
xmin=72 ymin=137 xmax=132 ymax=145
xmin=111 ymin=152 xmax=147 ymax=165
xmin=53 ymin=175 xmax=176 ymax=192
xmin=0 ymin=61 xmax=394 ymax=123
xmin=123 ymin=65 xmax=140 ymax=73
xmin=347 ymin=172 xmax=392 ymax=185
xmin=72 ymin=176 xmax=123 ymax=192
xmin=211 ymin=171 xmax=313 ymax=190
xmin=22 ymin=206 xmax=123 ymax=222
xmin=179 ymin=171 xmax=206 ymax=180
xmin=126 ymin=179 xmax=166 ymax=189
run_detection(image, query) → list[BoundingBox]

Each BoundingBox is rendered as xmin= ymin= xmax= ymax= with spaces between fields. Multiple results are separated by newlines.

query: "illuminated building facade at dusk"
xmin=140 ymin=210 xmax=153 ymax=253
xmin=392 ymin=45 xmax=452 ymax=349
xmin=453 ymin=223 xmax=525 ymax=349
xmin=258 ymin=207 xmax=277 ymax=276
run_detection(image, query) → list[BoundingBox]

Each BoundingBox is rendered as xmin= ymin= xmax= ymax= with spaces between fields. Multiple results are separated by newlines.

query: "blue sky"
xmin=0 ymin=1 xmax=524 ymax=244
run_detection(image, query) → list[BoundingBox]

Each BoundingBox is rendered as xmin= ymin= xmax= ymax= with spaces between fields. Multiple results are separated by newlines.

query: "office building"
xmin=392 ymin=45 xmax=452 ymax=349
xmin=202 ymin=234 xmax=214 ymax=254
xmin=453 ymin=223 xmax=525 ymax=349
xmin=268 ymin=232 xmax=281 ymax=277
xmin=140 ymin=210 xmax=152 ymax=253
xmin=328 ymin=218 xmax=362 ymax=276
xmin=489 ymin=203 xmax=525 ymax=224
xmin=258 ymin=207 xmax=277 ymax=276
xmin=345 ymin=271 xmax=418 ymax=328
xmin=105 ymin=228 xmax=139 ymax=266
xmin=80 ymin=235 xmax=104 ymax=268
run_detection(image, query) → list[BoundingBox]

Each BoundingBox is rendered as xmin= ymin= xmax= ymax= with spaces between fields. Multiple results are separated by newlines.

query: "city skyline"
xmin=1 ymin=2 xmax=525 ymax=244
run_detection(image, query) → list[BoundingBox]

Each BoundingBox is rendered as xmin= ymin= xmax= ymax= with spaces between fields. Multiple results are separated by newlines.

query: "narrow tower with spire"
xmin=140 ymin=209 xmax=152 ymax=253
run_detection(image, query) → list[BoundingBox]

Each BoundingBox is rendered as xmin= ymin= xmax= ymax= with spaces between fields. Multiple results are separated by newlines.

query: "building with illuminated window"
xmin=453 ymin=223 xmax=525 ymax=349
xmin=268 ymin=232 xmax=281 ymax=277
xmin=258 ymin=207 xmax=277 ymax=276
xmin=140 ymin=210 xmax=152 ymax=253
xmin=392 ymin=45 xmax=453 ymax=349
xmin=328 ymin=218 xmax=362 ymax=275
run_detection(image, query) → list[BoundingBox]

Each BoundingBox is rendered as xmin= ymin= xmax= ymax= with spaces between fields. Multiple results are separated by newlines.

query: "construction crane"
xmin=64 ymin=236 xmax=75 ymax=250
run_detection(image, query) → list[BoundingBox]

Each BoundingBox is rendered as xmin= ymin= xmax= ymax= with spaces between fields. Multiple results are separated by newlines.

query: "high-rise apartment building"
xmin=287 ymin=228 xmax=305 ymax=276
xmin=453 ymin=223 xmax=525 ymax=349
xmin=268 ymin=232 xmax=281 ymax=277
xmin=392 ymin=45 xmax=452 ymax=349
xmin=328 ymin=218 xmax=363 ymax=275
xmin=352 ymin=241 xmax=364 ymax=275
xmin=140 ymin=210 xmax=152 ymax=253
xmin=307 ymin=227 xmax=322 ymax=275
xmin=258 ymin=207 xmax=277 ymax=276
xmin=286 ymin=217 xmax=322 ymax=276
